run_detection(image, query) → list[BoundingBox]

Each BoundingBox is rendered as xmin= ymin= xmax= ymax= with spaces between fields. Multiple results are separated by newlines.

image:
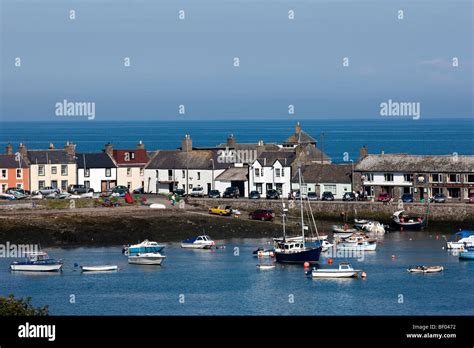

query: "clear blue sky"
xmin=1 ymin=0 xmax=473 ymax=121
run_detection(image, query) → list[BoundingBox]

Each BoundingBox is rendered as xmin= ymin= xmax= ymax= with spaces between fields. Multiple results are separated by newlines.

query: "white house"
xmin=249 ymin=151 xmax=295 ymax=197
xmin=292 ymin=164 xmax=352 ymax=199
xmin=76 ymin=152 xmax=117 ymax=192
xmin=144 ymin=135 xmax=228 ymax=195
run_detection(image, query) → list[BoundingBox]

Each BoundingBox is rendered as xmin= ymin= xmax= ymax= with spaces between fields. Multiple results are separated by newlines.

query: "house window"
xmin=61 ymin=180 xmax=68 ymax=191
xmin=182 ymin=170 xmax=186 ymax=179
xmin=140 ymin=168 xmax=144 ymax=176
xmin=51 ymin=181 xmax=58 ymax=189
xmin=281 ymin=168 xmax=285 ymax=177
xmin=384 ymin=173 xmax=394 ymax=182
xmin=188 ymin=184 xmax=193 ymax=189
xmin=16 ymin=183 xmax=22 ymax=189
xmin=431 ymin=173 xmax=443 ymax=183
xmin=324 ymin=184 xmax=337 ymax=194
xmin=447 ymin=187 xmax=460 ymax=198
xmin=261 ymin=168 xmax=264 ymax=176
xmin=0 ymin=169 xmax=7 ymax=179
xmin=85 ymin=168 xmax=90 ymax=177
xmin=127 ymin=182 xmax=132 ymax=190
xmin=363 ymin=173 xmax=373 ymax=182
xmin=466 ymin=174 xmax=474 ymax=183
xmin=432 ymin=187 xmax=443 ymax=195
xmin=364 ymin=185 xmax=374 ymax=197
xmin=448 ymin=174 xmax=460 ymax=183
xmin=16 ymin=168 xmax=22 ymax=179
xmin=38 ymin=181 xmax=45 ymax=189
xmin=84 ymin=181 xmax=90 ymax=188
xmin=256 ymin=183 xmax=262 ymax=193
xmin=38 ymin=165 xmax=45 ymax=176
xmin=275 ymin=168 xmax=281 ymax=177
xmin=51 ymin=166 xmax=57 ymax=175
xmin=61 ymin=165 xmax=68 ymax=176
xmin=403 ymin=187 xmax=412 ymax=194
xmin=1 ymin=184 xmax=6 ymax=193
xmin=403 ymin=174 xmax=412 ymax=182
xmin=255 ymin=168 xmax=260 ymax=177
xmin=105 ymin=168 xmax=111 ymax=177
xmin=275 ymin=183 xmax=283 ymax=193
xmin=127 ymin=168 xmax=132 ymax=177
xmin=197 ymin=172 xmax=201 ymax=180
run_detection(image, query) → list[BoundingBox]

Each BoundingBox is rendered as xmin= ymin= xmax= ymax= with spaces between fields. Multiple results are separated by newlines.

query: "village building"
xmin=76 ymin=152 xmax=117 ymax=193
xmin=291 ymin=163 xmax=352 ymax=199
xmin=355 ymin=149 xmax=474 ymax=202
xmin=105 ymin=141 xmax=149 ymax=191
xmin=0 ymin=143 xmax=30 ymax=193
xmin=27 ymin=142 xmax=77 ymax=192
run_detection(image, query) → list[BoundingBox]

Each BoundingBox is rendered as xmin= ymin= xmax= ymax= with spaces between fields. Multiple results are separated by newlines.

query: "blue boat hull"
xmin=459 ymin=252 xmax=474 ymax=260
xmin=275 ymin=247 xmax=322 ymax=264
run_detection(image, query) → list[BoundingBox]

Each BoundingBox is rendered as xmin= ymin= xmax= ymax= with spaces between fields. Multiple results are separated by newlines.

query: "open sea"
xmin=0 ymin=233 xmax=473 ymax=315
xmin=0 ymin=118 xmax=472 ymax=162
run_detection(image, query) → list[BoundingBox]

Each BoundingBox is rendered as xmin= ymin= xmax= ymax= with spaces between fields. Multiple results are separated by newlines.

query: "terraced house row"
xmin=1 ymin=123 xmax=473 ymax=201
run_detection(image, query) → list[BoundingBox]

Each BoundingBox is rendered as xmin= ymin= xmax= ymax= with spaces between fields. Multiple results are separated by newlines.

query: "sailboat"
xmin=274 ymin=167 xmax=322 ymax=264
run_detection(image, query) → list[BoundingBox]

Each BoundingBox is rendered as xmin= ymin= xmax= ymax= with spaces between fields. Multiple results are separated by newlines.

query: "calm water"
xmin=1 ymin=118 xmax=473 ymax=162
xmin=1 ymin=232 xmax=473 ymax=315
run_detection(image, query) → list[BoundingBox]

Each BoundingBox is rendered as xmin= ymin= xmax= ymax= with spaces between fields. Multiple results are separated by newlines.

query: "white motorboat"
xmin=320 ymin=240 xmax=334 ymax=252
xmin=446 ymin=230 xmax=474 ymax=249
xmin=332 ymin=225 xmax=358 ymax=239
xmin=361 ymin=221 xmax=386 ymax=234
xmin=392 ymin=210 xmax=424 ymax=229
xmin=10 ymin=252 xmax=63 ymax=272
xmin=256 ymin=264 xmax=276 ymax=270
xmin=123 ymin=240 xmax=165 ymax=256
xmin=407 ymin=266 xmax=444 ymax=273
xmin=181 ymin=235 xmax=215 ymax=249
xmin=354 ymin=219 xmax=371 ymax=228
xmin=128 ymin=253 xmax=166 ymax=265
xmin=126 ymin=240 xmax=166 ymax=265
xmin=337 ymin=235 xmax=377 ymax=251
xmin=81 ymin=265 xmax=118 ymax=272
xmin=310 ymin=263 xmax=361 ymax=278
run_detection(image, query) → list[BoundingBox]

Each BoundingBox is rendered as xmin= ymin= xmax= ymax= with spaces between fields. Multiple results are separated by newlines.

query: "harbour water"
xmin=1 ymin=231 xmax=473 ymax=315
xmin=0 ymin=118 xmax=472 ymax=162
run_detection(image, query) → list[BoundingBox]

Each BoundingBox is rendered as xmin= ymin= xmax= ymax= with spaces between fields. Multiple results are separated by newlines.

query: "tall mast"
xmin=298 ymin=166 xmax=305 ymax=248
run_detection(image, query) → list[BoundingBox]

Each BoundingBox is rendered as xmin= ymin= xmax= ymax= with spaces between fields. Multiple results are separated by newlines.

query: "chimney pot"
xmin=5 ymin=143 xmax=13 ymax=155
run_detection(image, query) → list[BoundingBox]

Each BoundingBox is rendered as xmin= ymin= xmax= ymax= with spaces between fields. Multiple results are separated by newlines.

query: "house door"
xmin=266 ymin=183 xmax=273 ymax=191
xmin=207 ymin=183 xmax=211 ymax=193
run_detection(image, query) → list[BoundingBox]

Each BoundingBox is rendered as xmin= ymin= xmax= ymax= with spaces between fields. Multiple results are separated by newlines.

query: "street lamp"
xmin=210 ymin=158 xmax=215 ymax=190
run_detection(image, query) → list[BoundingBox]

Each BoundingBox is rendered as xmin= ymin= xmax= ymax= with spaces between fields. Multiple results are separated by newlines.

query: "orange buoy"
xmin=361 ymin=272 xmax=367 ymax=278
xmin=328 ymin=258 xmax=333 ymax=265
xmin=303 ymin=262 xmax=310 ymax=268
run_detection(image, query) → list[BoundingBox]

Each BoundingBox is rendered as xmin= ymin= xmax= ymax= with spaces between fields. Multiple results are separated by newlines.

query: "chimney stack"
xmin=181 ymin=134 xmax=192 ymax=152
xmin=48 ymin=142 xmax=55 ymax=150
xmin=359 ymin=146 xmax=368 ymax=159
xmin=18 ymin=143 xmax=27 ymax=157
xmin=5 ymin=143 xmax=13 ymax=155
xmin=64 ymin=141 xmax=76 ymax=156
xmin=226 ymin=134 xmax=236 ymax=147
xmin=104 ymin=143 xmax=113 ymax=156
xmin=137 ymin=140 xmax=145 ymax=150
xmin=295 ymin=121 xmax=302 ymax=134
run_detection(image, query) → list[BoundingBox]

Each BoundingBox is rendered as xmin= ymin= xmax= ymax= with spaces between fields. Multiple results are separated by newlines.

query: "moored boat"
xmin=253 ymin=248 xmax=275 ymax=257
xmin=123 ymin=240 xmax=165 ymax=256
xmin=309 ymin=263 xmax=361 ymax=278
xmin=446 ymin=230 xmax=474 ymax=250
xmin=181 ymin=235 xmax=215 ymax=249
xmin=336 ymin=235 xmax=377 ymax=251
xmin=392 ymin=210 xmax=424 ymax=229
xmin=81 ymin=265 xmax=118 ymax=272
xmin=459 ymin=247 xmax=474 ymax=260
xmin=354 ymin=219 xmax=371 ymax=228
xmin=256 ymin=264 xmax=276 ymax=270
xmin=128 ymin=253 xmax=166 ymax=265
xmin=10 ymin=252 xmax=63 ymax=272
xmin=332 ymin=225 xmax=358 ymax=239
xmin=407 ymin=265 xmax=444 ymax=273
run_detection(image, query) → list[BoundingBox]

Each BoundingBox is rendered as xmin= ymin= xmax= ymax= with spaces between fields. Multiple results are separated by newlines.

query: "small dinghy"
xmin=407 ymin=266 xmax=444 ymax=273
xmin=256 ymin=264 xmax=276 ymax=270
xmin=332 ymin=225 xmax=358 ymax=238
xmin=354 ymin=219 xmax=371 ymax=228
xmin=253 ymin=247 xmax=275 ymax=257
xmin=81 ymin=265 xmax=118 ymax=272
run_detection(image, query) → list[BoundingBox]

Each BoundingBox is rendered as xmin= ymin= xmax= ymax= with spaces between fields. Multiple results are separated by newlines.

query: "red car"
xmin=377 ymin=192 xmax=391 ymax=202
xmin=249 ymin=209 xmax=274 ymax=221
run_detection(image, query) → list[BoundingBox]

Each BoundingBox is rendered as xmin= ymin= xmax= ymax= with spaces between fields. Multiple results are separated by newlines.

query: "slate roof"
xmin=27 ymin=150 xmax=76 ymax=165
xmin=292 ymin=164 xmax=352 ymax=184
xmin=255 ymin=151 xmax=296 ymax=166
xmin=215 ymin=167 xmax=248 ymax=181
xmin=355 ymin=154 xmax=474 ymax=173
xmin=112 ymin=149 xmax=149 ymax=166
xmin=0 ymin=154 xmax=29 ymax=168
xmin=284 ymin=131 xmax=317 ymax=145
xmin=76 ymin=153 xmax=116 ymax=169
xmin=146 ymin=150 xmax=230 ymax=170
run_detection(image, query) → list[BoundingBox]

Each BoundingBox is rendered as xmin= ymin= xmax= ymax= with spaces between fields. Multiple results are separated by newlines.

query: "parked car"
xmin=401 ymin=194 xmax=414 ymax=203
xmin=321 ymin=191 xmax=335 ymax=201
xmin=6 ymin=188 xmax=31 ymax=195
xmin=307 ymin=192 xmax=318 ymax=201
xmin=469 ymin=189 xmax=474 ymax=203
xmin=208 ymin=190 xmax=221 ymax=198
xmin=376 ymin=192 xmax=391 ymax=202
xmin=208 ymin=206 xmax=231 ymax=216
xmin=342 ymin=192 xmax=355 ymax=201
xmin=38 ymin=187 xmax=60 ymax=195
xmin=431 ymin=193 xmax=446 ymax=203
xmin=223 ymin=187 xmax=240 ymax=198
xmin=133 ymin=187 xmax=145 ymax=194
xmin=249 ymin=209 xmax=274 ymax=221
xmin=68 ymin=184 xmax=94 ymax=194
xmin=173 ymin=189 xmax=186 ymax=197
xmin=108 ymin=186 xmax=129 ymax=196
xmin=266 ymin=189 xmax=280 ymax=199
xmin=189 ymin=186 xmax=204 ymax=197
xmin=249 ymin=191 xmax=261 ymax=199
